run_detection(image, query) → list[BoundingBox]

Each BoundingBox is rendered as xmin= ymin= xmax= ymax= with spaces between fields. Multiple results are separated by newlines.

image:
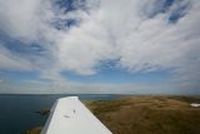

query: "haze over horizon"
xmin=0 ymin=0 xmax=199 ymax=94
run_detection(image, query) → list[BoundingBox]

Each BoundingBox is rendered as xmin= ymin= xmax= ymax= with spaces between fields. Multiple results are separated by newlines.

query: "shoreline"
xmin=27 ymin=95 xmax=200 ymax=134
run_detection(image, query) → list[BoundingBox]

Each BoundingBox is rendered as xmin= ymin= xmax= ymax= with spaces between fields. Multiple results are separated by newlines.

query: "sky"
xmin=0 ymin=0 xmax=200 ymax=94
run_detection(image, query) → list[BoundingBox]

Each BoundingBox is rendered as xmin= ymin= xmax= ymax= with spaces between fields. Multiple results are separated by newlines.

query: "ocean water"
xmin=0 ymin=94 xmax=118 ymax=134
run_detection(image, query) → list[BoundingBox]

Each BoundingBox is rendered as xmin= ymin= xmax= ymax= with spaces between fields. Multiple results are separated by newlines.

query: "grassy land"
xmin=26 ymin=127 xmax=42 ymax=134
xmin=27 ymin=96 xmax=200 ymax=134
xmin=86 ymin=96 xmax=200 ymax=134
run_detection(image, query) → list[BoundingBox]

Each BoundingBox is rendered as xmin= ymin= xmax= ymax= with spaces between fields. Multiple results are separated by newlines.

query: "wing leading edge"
xmin=41 ymin=96 xmax=112 ymax=134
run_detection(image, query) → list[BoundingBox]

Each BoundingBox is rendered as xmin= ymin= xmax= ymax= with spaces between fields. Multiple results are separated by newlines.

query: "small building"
xmin=190 ymin=103 xmax=200 ymax=108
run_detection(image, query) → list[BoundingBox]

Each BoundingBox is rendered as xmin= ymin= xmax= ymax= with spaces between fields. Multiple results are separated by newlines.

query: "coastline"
xmin=28 ymin=95 xmax=200 ymax=134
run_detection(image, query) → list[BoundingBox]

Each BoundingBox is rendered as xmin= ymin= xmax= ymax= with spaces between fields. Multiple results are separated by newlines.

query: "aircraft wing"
xmin=41 ymin=96 xmax=112 ymax=134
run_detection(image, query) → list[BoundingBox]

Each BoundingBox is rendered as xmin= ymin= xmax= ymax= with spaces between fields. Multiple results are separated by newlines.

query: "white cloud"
xmin=0 ymin=44 xmax=34 ymax=71
xmin=0 ymin=0 xmax=43 ymax=41
xmin=0 ymin=0 xmax=200 ymax=91
xmin=56 ymin=15 xmax=115 ymax=75
xmin=0 ymin=80 xmax=198 ymax=95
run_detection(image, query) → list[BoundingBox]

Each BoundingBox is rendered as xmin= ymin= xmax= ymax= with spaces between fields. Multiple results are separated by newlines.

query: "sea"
xmin=0 ymin=94 xmax=119 ymax=134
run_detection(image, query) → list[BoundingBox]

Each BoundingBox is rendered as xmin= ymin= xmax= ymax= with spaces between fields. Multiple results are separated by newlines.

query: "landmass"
xmin=35 ymin=108 xmax=50 ymax=116
xmin=27 ymin=96 xmax=200 ymax=134
xmin=26 ymin=127 xmax=42 ymax=134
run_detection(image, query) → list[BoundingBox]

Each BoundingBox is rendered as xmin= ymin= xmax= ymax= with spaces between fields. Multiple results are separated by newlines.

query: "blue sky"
xmin=0 ymin=0 xmax=199 ymax=94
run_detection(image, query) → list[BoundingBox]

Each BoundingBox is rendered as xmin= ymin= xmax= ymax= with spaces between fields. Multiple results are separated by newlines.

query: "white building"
xmin=190 ymin=103 xmax=200 ymax=108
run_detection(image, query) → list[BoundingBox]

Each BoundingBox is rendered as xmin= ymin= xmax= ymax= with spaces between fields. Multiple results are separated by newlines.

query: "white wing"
xmin=41 ymin=96 xmax=112 ymax=134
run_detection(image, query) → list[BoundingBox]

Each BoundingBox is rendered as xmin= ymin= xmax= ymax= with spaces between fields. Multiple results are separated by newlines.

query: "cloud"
xmin=0 ymin=44 xmax=34 ymax=71
xmin=0 ymin=0 xmax=44 ymax=41
xmin=0 ymin=79 xmax=199 ymax=95
xmin=0 ymin=0 xmax=199 ymax=91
